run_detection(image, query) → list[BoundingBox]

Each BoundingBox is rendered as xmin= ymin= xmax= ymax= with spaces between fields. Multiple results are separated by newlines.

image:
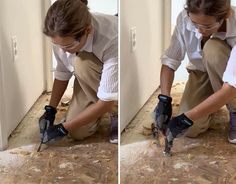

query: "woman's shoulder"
xmin=174 ymin=9 xmax=189 ymax=29
xmin=91 ymin=12 xmax=118 ymax=23
xmin=91 ymin=13 xmax=118 ymax=40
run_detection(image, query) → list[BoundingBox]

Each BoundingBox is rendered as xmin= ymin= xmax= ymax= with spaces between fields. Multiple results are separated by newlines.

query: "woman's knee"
xmin=184 ymin=116 xmax=211 ymax=138
xmin=203 ymin=39 xmax=230 ymax=65
xmin=69 ymin=120 xmax=100 ymax=140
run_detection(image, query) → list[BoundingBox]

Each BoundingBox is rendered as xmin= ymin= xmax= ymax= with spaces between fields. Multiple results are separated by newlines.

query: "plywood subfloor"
xmin=0 ymin=92 xmax=117 ymax=184
xmin=121 ymin=83 xmax=236 ymax=184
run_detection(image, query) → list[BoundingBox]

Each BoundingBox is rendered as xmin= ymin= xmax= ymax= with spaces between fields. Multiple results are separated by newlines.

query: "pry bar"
xmin=163 ymin=138 xmax=173 ymax=157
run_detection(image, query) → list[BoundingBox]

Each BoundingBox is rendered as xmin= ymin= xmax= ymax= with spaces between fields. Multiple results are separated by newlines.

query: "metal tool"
xmin=37 ymin=119 xmax=49 ymax=152
xmin=37 ymin=141 xmax=43 ymax=152
xmin=37 ymin=132 xmax=45 ymax=152
xmin=151 ymin=123 xmax=162 ymax=147
xmin=151 ymin=123 xmax=159 ymax=138
xmin=152 ymin=114 xmax=174 ymax=157
xmin=163 ymin=138 xmax=173 ymax=157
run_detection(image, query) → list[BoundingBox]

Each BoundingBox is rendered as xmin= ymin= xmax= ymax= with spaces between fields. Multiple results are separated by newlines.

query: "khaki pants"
xmin=66 ymin=52 xmax=103 ymax=140
xmin=180 ymin=38 xmax=236 ymax=137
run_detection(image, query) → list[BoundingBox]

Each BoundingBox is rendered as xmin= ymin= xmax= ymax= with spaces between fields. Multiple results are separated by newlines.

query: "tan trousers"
xmin=66 ymin=51 xmax=103 ymax=140
xmin=180 ymin=38 xmax=236 ymax=137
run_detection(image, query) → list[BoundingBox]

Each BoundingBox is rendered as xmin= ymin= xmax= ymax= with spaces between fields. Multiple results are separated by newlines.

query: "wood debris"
xmin=142 ymin=125 xmax=152 ymax=136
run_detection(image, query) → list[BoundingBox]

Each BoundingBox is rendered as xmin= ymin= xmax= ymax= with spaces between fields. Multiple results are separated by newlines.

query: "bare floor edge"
xmin=121 ymin=83 xmax=236 ymax=184
xmin=0 ymin=92 xmax=118 ymax=184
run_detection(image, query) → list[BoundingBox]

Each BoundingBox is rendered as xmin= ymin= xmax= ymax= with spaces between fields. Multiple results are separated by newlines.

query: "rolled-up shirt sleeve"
xmin=161 ymin=15 xmax=186 ymax=71
xmin=223 ymin=46 xmax=236 ymax=88
xmin=97 ymin=36 xmax=118 ymax=101
xmin=97 ymin=57 xmax=118 ymax=101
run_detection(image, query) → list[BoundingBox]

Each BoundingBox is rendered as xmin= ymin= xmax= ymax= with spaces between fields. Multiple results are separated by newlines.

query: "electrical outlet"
xmin=130 ymin=27 xmax=137 ymax=52
xmin=12 ymin=36 xmax=18 ymax=62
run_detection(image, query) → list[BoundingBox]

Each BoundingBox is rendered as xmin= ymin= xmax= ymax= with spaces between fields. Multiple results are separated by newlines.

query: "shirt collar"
xmin=55 ymin=30 xmax=94 ymax=56
xmin=224 ymin=8 xmax=236 ymax=38
xmin=184 ymin=12 xmax=203 ymax=39
xmin=80 ymin=28 xmax=94 ymax=52
xmin=184 ymin=10 xmax=194 ymax=31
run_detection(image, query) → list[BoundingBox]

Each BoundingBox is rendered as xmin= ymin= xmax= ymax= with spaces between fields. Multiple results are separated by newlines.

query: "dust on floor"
xmin=0 ymin=92 xmax=117 ymax=184
xmin=121 ymin=83 xmax=236 ymax=184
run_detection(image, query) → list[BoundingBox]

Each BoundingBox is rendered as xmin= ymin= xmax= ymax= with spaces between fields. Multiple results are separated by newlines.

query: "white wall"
xmin=51 ymin=0 xmax=117 ymax=15
xmin=171 ymin=0 xmax=188 ymax=82
xmin=0 ymin=28 xmax=8 ymax=150
xmin=88 ymin=0 xmax=117 ymax=15
xmin=120 ymin=0 xmax=166 ymax=131
xmin=0 ymin=0 xmax=46 ymax=148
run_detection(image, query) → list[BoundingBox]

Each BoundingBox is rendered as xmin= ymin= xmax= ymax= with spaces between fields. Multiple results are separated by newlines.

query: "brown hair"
xmin=80 ymin=0 xmax=88 ymax=5
xmin=43 ymin=0 xmax=91 ymax=40
xmin=185 ymin=0 xmax=231 ymax=21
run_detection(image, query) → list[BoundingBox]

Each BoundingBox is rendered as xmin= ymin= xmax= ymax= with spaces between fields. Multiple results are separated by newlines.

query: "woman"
xmin=154 ymin=0 xmax=236 ymax=144
xmin=39 ymin=0 xmax=118 ymax=144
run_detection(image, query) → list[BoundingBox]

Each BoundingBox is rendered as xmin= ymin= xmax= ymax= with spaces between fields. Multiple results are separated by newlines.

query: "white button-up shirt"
xmin=162 ymin=7 xmax=236 ymax=88
xmin=53 ymin=13 xmax=118 ymax=101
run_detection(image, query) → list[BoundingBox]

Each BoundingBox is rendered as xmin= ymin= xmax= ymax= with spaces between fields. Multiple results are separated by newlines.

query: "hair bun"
xmin=80 ymin=0 xmax=88 ymax=5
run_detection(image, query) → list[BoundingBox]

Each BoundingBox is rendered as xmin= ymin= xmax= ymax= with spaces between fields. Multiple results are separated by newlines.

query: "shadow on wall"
xmin=1 ymin=33 xmax=25 ymax=149
xmin=120 ymin=29 xmax=140 ymax=131
xmin=120 ymin=0 xmax=161 ymax=131
xmin=0 ymin=0 xmax=45 ymax=149
xmin=120 ymin=19 xmax=140 ymax=132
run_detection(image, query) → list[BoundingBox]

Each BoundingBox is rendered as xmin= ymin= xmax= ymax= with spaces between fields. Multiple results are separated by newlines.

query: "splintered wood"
xmin=0 ymin=93 xmax=117 ymax=184
xmin=121 ymin=83 xmax=236 ymax=184
xmin=0 ymin=143 xmax=117 ymax=184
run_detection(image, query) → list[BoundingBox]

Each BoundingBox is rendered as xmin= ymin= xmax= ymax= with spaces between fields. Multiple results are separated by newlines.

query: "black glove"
xmin=42 ymin=123 xmax=69 ymax=143
xmin=166 ymin=113 xmax=193 ymax=142
xmin=153 ymin=94 xmax=172 ymax=134
xmin=39 ymin=105 xmax=57 ymax=134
